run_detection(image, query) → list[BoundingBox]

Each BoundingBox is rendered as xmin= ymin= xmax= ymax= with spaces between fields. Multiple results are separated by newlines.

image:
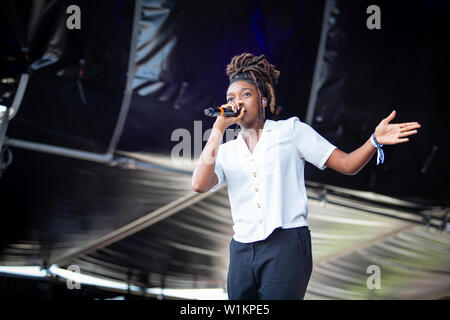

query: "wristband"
xmin=371 ymin=133 xmax=384 ymax=166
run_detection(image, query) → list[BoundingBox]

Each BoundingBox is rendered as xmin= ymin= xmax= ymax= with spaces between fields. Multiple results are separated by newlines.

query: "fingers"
xmin=227 ymin=100 xmax=243 ymax=113
xmin=399 ymin=130 xmax=417 ymax=138
xmin=227 ymin=103 xmax=235 ymax=113
xmin=400 ymin=123 xmax=421 ymax=130
xmin=224 ymin=102 xmax=233 ymax=112
xmin=398 ymin=123 xmax=421 ymax=138
xmin=232 ymin=101 xmax=239 ymax=113
xmin=396 ymin=138 xmax=409 ymax=143
xmin=402 ymin=125 xmax=421 ymax=133
xmin=235 ymin=107 xmax=245 ymax=121
xmin=399 ymin=129 xmax=419 ymax=138
xmin=384 ymin=110 xmax=396 ymax=123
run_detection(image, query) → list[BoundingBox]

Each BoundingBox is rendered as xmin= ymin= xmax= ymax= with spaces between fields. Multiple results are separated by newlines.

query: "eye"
xmin=227 ymin=97 xmax=234 ymax=102
xmin=243 ymin=92 xmax=250 ymax=97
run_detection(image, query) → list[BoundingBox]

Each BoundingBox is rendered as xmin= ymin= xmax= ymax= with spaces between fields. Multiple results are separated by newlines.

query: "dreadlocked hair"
xmin=226 ymin=53 xmax=280 ymax=114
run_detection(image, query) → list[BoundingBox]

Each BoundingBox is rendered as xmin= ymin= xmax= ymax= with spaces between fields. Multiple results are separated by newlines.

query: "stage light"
xmin=1 ymin=77 xmax=15 ymax=84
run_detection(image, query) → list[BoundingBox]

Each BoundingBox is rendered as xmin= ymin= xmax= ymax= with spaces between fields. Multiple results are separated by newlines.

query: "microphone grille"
xmin=204 ymin=107 xmax=214 ymax=116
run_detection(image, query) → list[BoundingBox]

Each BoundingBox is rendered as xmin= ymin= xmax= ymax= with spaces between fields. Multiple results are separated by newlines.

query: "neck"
xmin=240 ymin=118 xmax=265 ymax=138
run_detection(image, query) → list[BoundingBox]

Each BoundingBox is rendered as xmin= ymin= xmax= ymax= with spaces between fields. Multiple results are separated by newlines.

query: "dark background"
xmin=0 ymin=0 xmax=448 ymax=299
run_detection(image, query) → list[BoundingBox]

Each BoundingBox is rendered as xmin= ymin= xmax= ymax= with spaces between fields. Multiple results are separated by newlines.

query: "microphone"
xmin=203 ymin=107 xmax=242 ymax=117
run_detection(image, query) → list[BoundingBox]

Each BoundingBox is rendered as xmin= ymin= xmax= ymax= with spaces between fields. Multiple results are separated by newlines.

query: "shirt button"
xmin=253 ymin=172 xmax=257 ymax=177
xmin=255 ymin=187 xmax=258 ymax=192
xmin=259 ymin=218 xmax=263 ymax=224
xmin=257 ymin=203 xmax=261 ymax=208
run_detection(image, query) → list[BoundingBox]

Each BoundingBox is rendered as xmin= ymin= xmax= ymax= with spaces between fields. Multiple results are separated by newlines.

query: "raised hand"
xmin=374 ymin=110 xmax=421 ymax=145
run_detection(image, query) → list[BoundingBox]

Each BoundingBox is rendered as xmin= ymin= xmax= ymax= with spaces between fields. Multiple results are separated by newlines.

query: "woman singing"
xmin=191 ymin=53 xmax=421 ymax=300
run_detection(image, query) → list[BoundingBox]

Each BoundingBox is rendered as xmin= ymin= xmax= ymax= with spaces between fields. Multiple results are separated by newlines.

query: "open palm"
xmin=374 ymin=110 xmax=421 ymax=145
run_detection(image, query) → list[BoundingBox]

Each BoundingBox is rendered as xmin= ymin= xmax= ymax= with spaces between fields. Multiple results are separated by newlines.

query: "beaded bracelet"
xmin=370 ymin=133 xmax=384 ymax=165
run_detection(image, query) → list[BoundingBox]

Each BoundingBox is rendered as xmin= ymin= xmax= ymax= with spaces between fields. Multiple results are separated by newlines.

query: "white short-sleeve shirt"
xmin=210 ymin=116 xmax=337 ymax=243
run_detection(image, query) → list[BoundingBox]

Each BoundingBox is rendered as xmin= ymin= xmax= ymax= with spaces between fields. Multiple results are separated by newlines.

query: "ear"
xmin=261 ymin=97 xmax=267 ymax=108
xmin=256 ymin=87 xmax=267 ymax=109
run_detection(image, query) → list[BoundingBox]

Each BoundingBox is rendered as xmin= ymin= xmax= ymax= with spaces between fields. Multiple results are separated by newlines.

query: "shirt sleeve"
xmin=209 ymin=144 xmax=226 ymax=192
xmin=291 ymin=116 xmax=337 ymax=170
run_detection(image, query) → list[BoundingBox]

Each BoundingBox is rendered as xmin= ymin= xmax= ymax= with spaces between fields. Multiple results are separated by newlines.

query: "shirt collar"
xmin=234 ymin=119 xmax=275 ymax=152
xmin=237 ymin=119 xmax=275 ymax=138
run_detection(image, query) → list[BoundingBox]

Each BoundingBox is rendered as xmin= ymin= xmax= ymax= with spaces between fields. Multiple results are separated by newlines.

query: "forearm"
xmin=345 ymin=137 xmax=377 ymax=175
xmin=192 ymin=124 xmax=225 ymax=191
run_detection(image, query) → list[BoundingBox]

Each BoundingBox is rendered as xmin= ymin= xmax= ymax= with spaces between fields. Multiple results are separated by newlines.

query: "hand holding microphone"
xmin=208 ymin=100 xmax=246 ymax=132
xmin=204 ymin=100 xmax=244 ymax=117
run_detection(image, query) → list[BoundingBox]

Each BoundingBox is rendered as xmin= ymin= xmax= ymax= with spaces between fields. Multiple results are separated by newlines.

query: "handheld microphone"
xmin=203 ymin=107 xmax=242 ymax=117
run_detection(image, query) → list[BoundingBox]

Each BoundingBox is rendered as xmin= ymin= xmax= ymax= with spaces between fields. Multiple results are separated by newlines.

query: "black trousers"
xmin=227 ymin=226 xmax=313 ymax=300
